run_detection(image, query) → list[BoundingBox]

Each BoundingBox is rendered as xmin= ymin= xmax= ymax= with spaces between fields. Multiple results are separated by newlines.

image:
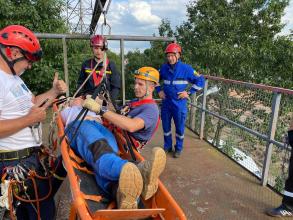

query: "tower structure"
xmin=66 ymin=0 xmax=108 ymax=34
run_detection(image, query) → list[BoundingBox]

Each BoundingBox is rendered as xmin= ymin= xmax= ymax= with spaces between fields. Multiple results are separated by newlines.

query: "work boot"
xmin=173 ymin=151 xmax=181 ymax=158
xmin=266 ymin=204 xmax=293 ymax=217
xmin=138 ymin=147 xmax=166 ymax=200
xmin=117 ymin=162 xmax=143 ymax=209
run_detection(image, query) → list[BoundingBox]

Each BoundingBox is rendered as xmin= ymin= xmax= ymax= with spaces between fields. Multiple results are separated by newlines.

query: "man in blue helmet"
xmin=156 ymin=42 xmax=205 ymax=158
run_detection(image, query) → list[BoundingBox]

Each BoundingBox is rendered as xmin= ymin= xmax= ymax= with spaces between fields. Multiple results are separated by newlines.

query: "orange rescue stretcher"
xmin=53 ymin=104 xmax=187 ymax=220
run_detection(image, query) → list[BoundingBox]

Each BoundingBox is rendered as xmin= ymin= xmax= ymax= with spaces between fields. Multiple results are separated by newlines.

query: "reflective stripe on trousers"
xmin=161 ymin=100 xmax=187 ymax=152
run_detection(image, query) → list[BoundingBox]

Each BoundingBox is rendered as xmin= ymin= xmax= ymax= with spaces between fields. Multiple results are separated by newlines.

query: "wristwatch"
xmin=100 ymin=106 xmax=109 ymax=116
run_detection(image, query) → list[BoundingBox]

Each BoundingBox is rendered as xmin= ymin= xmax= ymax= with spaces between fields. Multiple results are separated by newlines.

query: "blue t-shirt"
xmin=127 ymin=101 xmax=159 ymax=141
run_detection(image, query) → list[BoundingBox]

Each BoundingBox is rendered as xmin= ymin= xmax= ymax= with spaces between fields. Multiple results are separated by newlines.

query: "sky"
xmin=95 ymin=0 xmax=293 ymax=53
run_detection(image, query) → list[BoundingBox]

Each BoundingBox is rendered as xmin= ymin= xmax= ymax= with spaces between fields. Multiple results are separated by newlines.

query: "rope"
xmin=4 ymin=151 xmax=63 ymax=220
xmin=72 ymin=62 xmax=100 ymax=99
xmin=96 ymin=0 xmax=111 ymax=35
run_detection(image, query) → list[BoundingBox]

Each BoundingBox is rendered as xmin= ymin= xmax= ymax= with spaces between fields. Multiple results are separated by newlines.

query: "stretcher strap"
xmin=68 ymin=148 xmax=94 ymax=175
xmin=81 ymin=192 xmax=103 ymax=203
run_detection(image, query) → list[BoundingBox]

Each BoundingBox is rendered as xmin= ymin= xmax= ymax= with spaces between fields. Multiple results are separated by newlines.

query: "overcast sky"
xmin=96 ymin=0 xmax=293 ymax=53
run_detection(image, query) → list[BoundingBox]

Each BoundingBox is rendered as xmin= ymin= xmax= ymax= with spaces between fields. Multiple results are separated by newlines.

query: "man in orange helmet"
xmin=77 ymin=35 xmax=121 ymax=102
xmin=61 ymin=67 xmax=165 ymax=209
xmin=156 ymin=42 xmax=205 ymax=158
xmin=0 ymin=25 xmax=67 ymax=219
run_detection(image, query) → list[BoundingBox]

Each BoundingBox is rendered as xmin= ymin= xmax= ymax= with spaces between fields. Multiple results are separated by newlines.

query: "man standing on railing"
xmin=267 ymin=118 xmax=293 ymax=217
xmin=77 ymin=35 xmax=121 ymax=102
xmin=156 ymin=42 xmax=205 ymax=158
xmin=0 ymin=25 xmax=67 ymax=219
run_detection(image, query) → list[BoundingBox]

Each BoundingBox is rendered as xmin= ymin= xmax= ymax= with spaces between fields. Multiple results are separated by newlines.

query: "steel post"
xmin=62 ymin=37 xmax=69 ymax=96
xmin=261 ymin=92 xmax=282 ymax=186
xmin=120 ymin=39 xmax=125 ymax=105
xmin=200 ymin=80 xmax=208 ymax=140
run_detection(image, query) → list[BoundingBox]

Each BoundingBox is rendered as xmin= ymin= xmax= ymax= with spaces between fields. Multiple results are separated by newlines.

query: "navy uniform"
xmin=156 ymin=60 xmax=205 ymax=155
xmin=77 ymin=58 xmax=121 ymax=100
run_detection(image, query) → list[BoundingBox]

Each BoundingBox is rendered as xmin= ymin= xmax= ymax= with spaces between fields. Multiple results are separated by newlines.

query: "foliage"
xmin=0 ymin=1 xmax=122 ymax=96
xmin=124 ymin=19 xmax=174 ymax=99
xmin=221 ymin=136 xmax=236 ymax=158
xmin=176 ymin=0 xmax=291 ymax=89
xmin=0 ymin=0 xmax=68 ymax=94
xmin=124 ymin=50 xmax=147 ymax=99
xmin=274 ymin=175 xmax=285 ymax=193
xmin=0 ymin=0 xmax=66 ymax=33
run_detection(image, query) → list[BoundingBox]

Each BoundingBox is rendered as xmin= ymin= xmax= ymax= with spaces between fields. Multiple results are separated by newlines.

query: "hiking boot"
xmin=173 ymin=151 xmax=181 ymax=158
xmin=117 ymin=162 xmax=143 ymax=209
xmin=138 ymin=147 xmax=166 ymax=200
xmin=266 ymin=204 xmax=293 ymax=217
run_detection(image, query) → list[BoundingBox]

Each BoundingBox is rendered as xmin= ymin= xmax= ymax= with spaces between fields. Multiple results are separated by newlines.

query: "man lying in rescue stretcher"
xmin=61 ymin=67 xmax=166 ymax=209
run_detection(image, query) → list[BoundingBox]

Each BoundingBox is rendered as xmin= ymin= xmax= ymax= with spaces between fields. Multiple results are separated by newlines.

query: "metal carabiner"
xmin=101 ymin=12 xmax=111 ymax=36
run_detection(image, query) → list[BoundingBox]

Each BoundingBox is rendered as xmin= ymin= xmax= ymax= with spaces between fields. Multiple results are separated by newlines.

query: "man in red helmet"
xmin=0 ymin=25 xmax=67 ymax=219
xmin=156 ymin=42 xmax=205 ymax=158
xmin=77 ymin=35 xmax=121 ymax=102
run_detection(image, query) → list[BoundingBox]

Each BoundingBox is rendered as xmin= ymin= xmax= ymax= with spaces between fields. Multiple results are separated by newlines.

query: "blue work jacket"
xmin=156 ymin=61 xmax=205 ymax=104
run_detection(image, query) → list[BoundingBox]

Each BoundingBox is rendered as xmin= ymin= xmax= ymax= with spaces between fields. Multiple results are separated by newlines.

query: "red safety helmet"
xmin=90 ymin=35 xmax=108 ymax=50
xmin=0 ymin=25 xmax=42 ymax=62
xmin=165 ymin=42 xmax=182 ymax=54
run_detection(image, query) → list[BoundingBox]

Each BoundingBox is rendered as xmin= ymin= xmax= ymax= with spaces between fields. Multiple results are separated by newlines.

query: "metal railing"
xmin=35 ymin=33 xmax=293 ymax=191
xmin=35 ymin=33 xmax=174 ymax=104
xmin=186 ymin=75 xmax=293 ymax=189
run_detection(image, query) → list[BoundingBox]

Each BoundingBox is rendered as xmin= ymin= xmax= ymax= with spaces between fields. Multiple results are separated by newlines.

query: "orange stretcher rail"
xmin=53 ymin=104 xmax=187 ymax=220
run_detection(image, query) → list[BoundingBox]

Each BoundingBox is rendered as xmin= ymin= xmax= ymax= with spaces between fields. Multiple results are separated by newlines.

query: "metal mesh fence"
xmin=186 ymin=76 xmax=293 ymax=193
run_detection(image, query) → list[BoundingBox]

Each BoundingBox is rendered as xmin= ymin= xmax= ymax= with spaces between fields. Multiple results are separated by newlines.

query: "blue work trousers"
xmin=161 ymin=99 xmax=187 ymax=153
xmin=67 ymin=120 xmax=128 ymax=197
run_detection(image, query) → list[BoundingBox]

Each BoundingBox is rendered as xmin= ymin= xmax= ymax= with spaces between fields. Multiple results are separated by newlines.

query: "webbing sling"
xmin=121 ymin=99 xmax=160 ymax=150
xmin=91 ymin=58 xmax=110 ymax=86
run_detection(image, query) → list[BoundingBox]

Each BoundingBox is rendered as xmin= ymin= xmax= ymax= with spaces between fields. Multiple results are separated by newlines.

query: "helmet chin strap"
xmin=0 ymin=47 xmax=26 ymax=75
xmin=143 ymin=81 xmax=150 ymax=98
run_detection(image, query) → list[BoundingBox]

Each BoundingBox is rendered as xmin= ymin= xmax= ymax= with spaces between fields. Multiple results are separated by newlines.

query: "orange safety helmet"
xmin=165 ymin=42 xmax=181 ymax=54
xmin=90 ymin=35 xmax=108 ymax=50
xmin=134 ymin=67 xmax=159 ymax=84
xmin=0 ymin=25 xmax=42 ymax=62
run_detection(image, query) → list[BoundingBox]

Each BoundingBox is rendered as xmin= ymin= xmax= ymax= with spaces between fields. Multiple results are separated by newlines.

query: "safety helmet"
xmin=134 ymin=67 xmax=159 ymax=84
xmin=165 ymin=42 xmax=181 ymax=54
xmin=90 ymin=35 xmax=108 ymax=50
xmin=0 ymin=25 xmax=42 ymax=62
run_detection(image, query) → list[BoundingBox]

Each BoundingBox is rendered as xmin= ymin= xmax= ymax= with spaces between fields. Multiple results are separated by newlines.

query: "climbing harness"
xmin=0 ymin=144 xmax=60 ymax=220
xmin=102 ymin=98 xmax=160 ymax=162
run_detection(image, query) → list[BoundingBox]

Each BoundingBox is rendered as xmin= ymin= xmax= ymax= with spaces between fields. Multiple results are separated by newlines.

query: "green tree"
xmin=124 ymin=50 xmax=147 ymax=99
xmin=0 ymin=0 xmax=66 ymax=33
xmin=176 ymin=0 xmax=291 ymax=88
xmin=124 ymin=19 xmax=176 ymax=99
xmin=147 ymin=19 xmax=174 ymax=69
xmin=0 ymin=0 xmax=69 ymax=94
